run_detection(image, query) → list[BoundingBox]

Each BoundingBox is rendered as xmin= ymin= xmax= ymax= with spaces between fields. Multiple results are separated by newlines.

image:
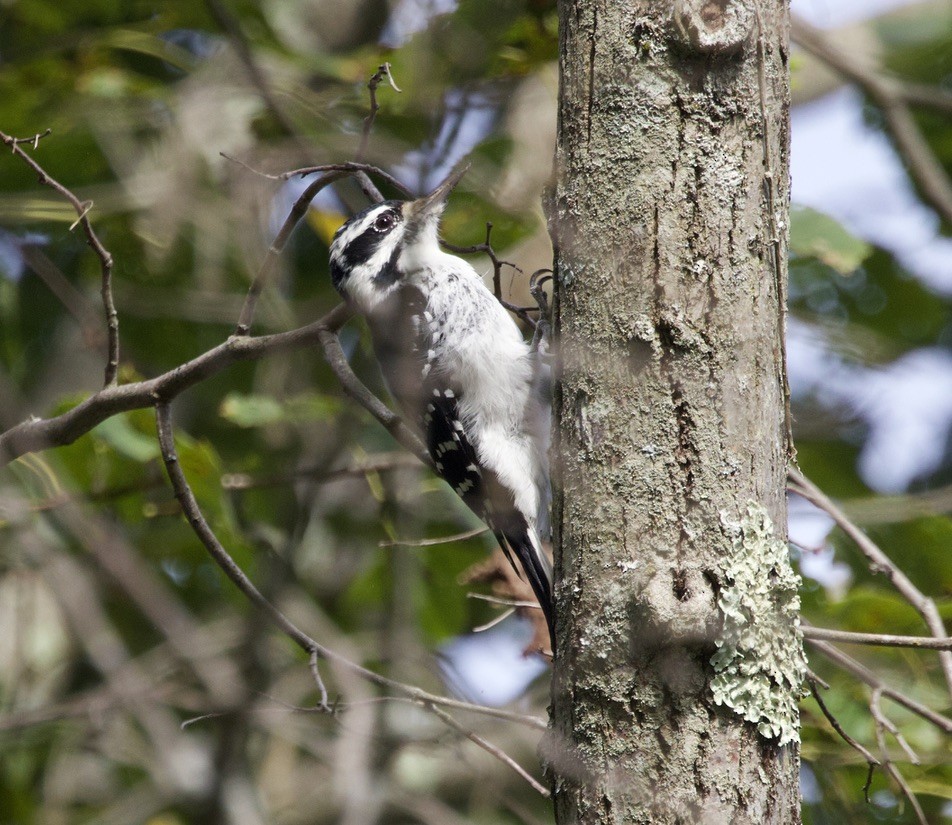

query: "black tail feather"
xmin=496 ymin=527 xmax=556 ymax=656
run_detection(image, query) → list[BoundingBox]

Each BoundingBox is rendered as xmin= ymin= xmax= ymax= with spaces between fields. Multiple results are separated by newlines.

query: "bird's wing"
xmin=423 ymin=384 xmax=555 ymax=645
xmin=423 ymin=385 xmax=491 ymax=519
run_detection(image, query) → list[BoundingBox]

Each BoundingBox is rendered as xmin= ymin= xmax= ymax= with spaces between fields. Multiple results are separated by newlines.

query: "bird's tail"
xmin=498 ymin=524 xmax=556 ymax=654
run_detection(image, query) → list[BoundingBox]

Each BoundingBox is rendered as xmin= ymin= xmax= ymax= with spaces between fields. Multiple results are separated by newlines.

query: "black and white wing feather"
xmin=419 ymin=352 xmax=555 ymax=646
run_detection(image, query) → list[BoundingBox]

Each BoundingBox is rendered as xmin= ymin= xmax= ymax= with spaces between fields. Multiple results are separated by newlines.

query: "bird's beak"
xmin=404 ymin=163 xmax=469 ymax=235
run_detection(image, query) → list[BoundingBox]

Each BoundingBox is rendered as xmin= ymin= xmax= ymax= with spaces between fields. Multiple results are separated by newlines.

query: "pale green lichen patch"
xmin=711 ymin=502 xmax=806 ymax=746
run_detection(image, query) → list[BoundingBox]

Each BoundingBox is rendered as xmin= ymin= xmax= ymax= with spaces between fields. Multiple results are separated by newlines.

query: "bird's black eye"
xmin=373 ymin=212 xmax=395 ymax=232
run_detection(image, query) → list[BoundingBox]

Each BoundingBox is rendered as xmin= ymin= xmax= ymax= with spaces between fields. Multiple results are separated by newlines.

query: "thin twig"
xmin=806 ymin=672 xmax=881 ymax=769
xmin=230 ymin=62 xmax=405 ymax=336
xmin=902 ymin=82 xmax=952 ymax=116
xmin=0 ymin=129 xmax=118 ymax=386
xmin=379 ymin=526 xmax=488 ymax=548
xmin=221 ymin=156 xmax=412 ymax=199
xmin=357 ymin=62 xmax=401 ymax=163
xmin=4 ymin=128 xmax=51 ymax=148
xmin=870 ymin=688 xmax=920 ymax=766
xmin=837 ymin=481 xmax=952 ymax=526
xmin=328 ymin=694 xmax=546 ymax=730
xmin=444 ymin=223 xmax=520 ymax=300
xmin=157 ymin=402 xmax=323 ymax=651
xmin=791 ymin=468 xmax=952 ymax=696
xmin=425 ymin=702 xmax=550 ymax=797
xmin=317 ymin=323 xmax=429 ymax=463
xmin=442 ymin=226 xmax=539 ymax=327
xmin=472 ymin=608 xmax=515 ymax=633
xmin=309 ymin=649 xmax=330 ymax=712
xmin=468 ymin=593 xmax=540 ymax=610
xmin=802 ymin=626 xmax=952 ymax=651
xmin=234 ymin=169 xmax=350 ymax=336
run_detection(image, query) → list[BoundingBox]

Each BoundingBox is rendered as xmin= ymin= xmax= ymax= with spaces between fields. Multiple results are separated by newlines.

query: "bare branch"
xmin=870 ymin=688 xmax=921 ymax=766
xmin=3 ymin=304 xmax=427 ymax=528
xmin=310 ymin=694 xmax=546 ymax=730
xmin=317 ymin=322 xmax=429 ymax=463
xmin=805 ymin=637 xmax=952 ymax=735
xmin=221 ymin=156 xmax=413 ymax=199
xmin=902 ymin=82 xmax=952 ymax=116
xmin=425 ymin=702 xmax=550 ymax=797
xmin=309 ymin=649 xmax=331 ymax=712
xmin=0 ymin=129 xmax=118 ymax=386
xmin=790 ymin=468 xmax=952 ymax=696
xmin=442 ymin=225 xmax=540 ymax=327
xmin=444 ymin=223 xmax=515 ymax=299
xmin=157 ymin=402 xmax=323 ymax=651
xmin=838 ymin=481 xmax=952 ymax=526
xmin=0 ymin=303 xmax=344 ymax=464
xmin=228 ymin=161 xmax=409 ymax=337
xmin=4 ymin=127 xmax=51 ymax=148
xmin=472 ymin=608 xmax=516 ymax=633
xmin=802 ymin=626 xmax=952 ymax=651
xmin=468 ymin=593 xmax=540 ymax=610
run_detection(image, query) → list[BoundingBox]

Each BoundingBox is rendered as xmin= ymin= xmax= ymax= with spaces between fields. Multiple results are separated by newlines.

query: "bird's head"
xmin=328 ymin=165 xmax=467 ymax=316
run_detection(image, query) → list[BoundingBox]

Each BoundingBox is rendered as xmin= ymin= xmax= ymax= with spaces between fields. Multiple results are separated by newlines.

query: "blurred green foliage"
xmin=0 ymin=0 xmax=950 ymax=823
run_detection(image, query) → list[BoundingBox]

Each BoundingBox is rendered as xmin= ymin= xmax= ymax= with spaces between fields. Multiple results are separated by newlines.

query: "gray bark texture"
xmin=546 ymin=1 xmax=803 ymax=823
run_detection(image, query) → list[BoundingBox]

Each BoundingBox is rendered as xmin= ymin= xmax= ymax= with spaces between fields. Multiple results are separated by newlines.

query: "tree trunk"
xmin=547 ymin=1 xmax=803 ymax=822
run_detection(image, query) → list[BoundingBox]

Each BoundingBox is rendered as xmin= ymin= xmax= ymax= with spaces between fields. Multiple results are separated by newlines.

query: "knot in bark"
xmin=671 ymin=0 xmax=754 ymax=55
xmin=637 ymin=567 xmax=720 ymax=645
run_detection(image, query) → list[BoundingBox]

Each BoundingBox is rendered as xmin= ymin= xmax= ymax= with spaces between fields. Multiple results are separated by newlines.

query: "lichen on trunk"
xmin=547 ymin=1 xmax=802 ymax=822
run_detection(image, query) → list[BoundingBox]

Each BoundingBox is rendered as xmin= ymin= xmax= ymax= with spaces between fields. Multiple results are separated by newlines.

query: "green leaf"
xmin=92 ymin=414 xmax=161 ymax=462
xmin=907 ymin=777 xmax=952 ymax=801
xmin=790 ymin=206 xmax=872 ymax=274
xmin=284 ymin=392 xmax=342 ymax=422
xmin=220 ymin=392 xmax=342 ymax=428
xmin=219 ymin=393 xmax=285 ymax=428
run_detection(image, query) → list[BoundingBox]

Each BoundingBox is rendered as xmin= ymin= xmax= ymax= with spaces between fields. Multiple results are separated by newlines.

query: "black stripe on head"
xmin=329 ymin=202 xmax=403 ymax=290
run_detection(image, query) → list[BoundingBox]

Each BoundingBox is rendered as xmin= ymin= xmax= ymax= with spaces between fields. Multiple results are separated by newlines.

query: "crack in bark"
xmin=671 ymin=387 xmax=697 ymax=498
xmin=673 ymin=568 xmax=690 ymax=601
xmin=587 ymin=7 xmax=597 ymax=145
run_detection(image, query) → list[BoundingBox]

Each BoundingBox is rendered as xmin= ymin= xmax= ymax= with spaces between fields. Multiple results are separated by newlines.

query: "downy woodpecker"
xmin=328 ymin=167 xmax=555 ymax=650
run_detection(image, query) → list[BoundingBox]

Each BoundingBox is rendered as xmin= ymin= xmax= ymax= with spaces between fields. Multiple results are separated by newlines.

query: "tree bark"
xmin=547 ymin=1 xmax=803 ymax=822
